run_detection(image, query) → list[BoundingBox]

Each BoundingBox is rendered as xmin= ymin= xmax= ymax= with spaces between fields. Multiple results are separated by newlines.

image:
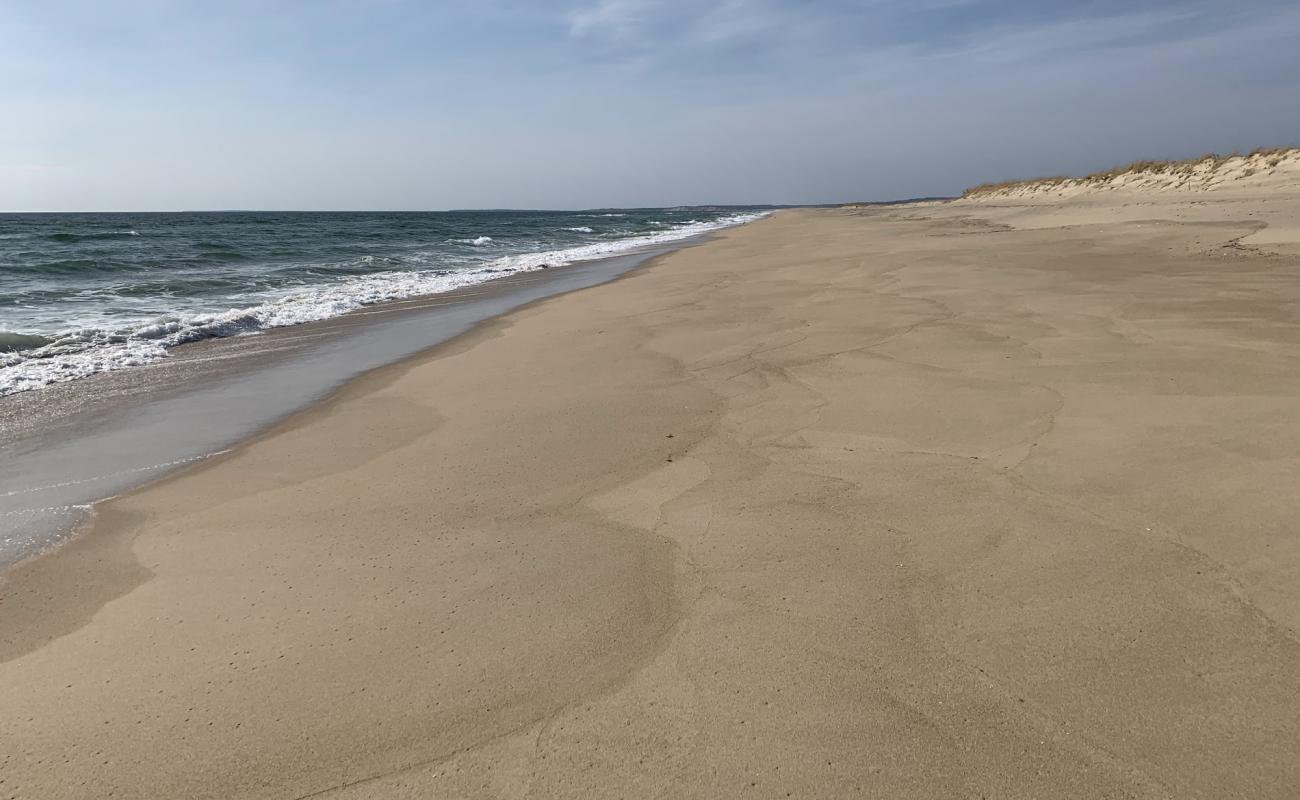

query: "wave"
xmin=564 ymin=226 xmax=595 ymax=233
xmin=0 ymin=211 xmax=769 ymax=396
xmin=14 ymin=258 xmax=103 ymax=276
xmin=46 ymin=230 xmax=141 ymax=243
xmin=196 ymin=250 xmax=247 ymax=262
xmin=357 ymin=254 xmax=403 ymax=266
xmin=452 ymin=236 xmax=494 ymax=246
xmin=0 ymin=332 xmax=53 ymax=353
xmin=577 ymin=213 xmax=627 ymax=218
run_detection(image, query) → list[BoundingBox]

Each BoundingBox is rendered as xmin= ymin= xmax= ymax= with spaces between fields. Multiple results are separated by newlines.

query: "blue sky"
xmin=3 ymin=0 xmax=1299 ymax=210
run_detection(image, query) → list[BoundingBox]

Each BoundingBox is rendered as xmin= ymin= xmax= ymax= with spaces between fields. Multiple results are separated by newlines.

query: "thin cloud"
xmin=556 ymin=0 xmax=1298 ymax=78
xmin=2 ymin=0 xmax=1297 ymax=210
xmin=567 ymin=0 xmax=652 ymax=40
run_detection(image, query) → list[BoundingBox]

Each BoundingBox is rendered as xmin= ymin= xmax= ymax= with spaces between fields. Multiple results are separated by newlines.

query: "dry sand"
xmin=4 ymin=190 xmax=1300 ymax=798
xmin=963 ymin=147 xmax=1300 ymax=202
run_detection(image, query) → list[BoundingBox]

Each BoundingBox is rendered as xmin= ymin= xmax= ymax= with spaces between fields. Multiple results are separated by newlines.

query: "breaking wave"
xmin=1 ymin=211 xmax=768 ymax=396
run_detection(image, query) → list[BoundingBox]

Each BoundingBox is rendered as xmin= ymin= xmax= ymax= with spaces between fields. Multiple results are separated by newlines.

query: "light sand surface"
xmin=964 ymin=148 xmax=1300 ymax=203
xmin=4 ymin=195 xmax=1300 ymax=798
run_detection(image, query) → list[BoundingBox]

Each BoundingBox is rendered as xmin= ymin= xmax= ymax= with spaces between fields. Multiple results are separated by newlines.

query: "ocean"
xmin=0 ymin=207 xmax=767 ymax=396
xmin=0 ymin=207 xmax=770 ymax=567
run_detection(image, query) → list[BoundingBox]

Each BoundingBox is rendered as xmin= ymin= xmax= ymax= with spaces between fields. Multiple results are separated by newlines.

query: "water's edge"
xmin=0 ymin=230 xmax=729 ymax=571
xmin=1 ymin=209 xmax=768 ymax=396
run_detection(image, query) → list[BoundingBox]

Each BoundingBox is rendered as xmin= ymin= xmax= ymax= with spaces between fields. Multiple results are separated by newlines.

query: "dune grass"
xmin=962 ymin=146 xmax=1298 ymax=198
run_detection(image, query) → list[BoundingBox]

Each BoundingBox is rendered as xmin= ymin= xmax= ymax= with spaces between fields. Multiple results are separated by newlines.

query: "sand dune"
xmin=964 ymin=147 xmax=1300 ymax=201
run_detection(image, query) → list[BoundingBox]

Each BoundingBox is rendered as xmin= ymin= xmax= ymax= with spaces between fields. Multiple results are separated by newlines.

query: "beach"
xmin=5 ymin=187 xmax=1300 ymax=798
xmin=0 ymin=210 xmax=765 ymax=568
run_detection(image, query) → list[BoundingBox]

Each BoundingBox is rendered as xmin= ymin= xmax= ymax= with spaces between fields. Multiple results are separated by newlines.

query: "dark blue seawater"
xmin=0 ymin=208 xmax=766 ymax=395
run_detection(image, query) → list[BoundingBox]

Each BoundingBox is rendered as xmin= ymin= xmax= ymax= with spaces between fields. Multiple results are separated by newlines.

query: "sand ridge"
xmin=963 ymin=147 xmax=1300 ymax=201
xmin=4 ymin=198 xmax=1300 ymax=798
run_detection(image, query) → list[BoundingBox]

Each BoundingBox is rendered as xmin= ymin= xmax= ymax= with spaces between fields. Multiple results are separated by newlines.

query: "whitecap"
xmin=0 ymin=211 xmax=770 ymax=397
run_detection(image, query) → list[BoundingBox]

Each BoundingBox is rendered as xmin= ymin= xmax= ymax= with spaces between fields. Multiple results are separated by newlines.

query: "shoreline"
xmin=0 ymin=209 xmax=773 ymax=399
xmin=0 ymin=227 xmax=718 ymax=662
xmin=0 ymin=225 xmax=744 ymax=571
xmin=5 ymin=200 xmax=1300 ymax=798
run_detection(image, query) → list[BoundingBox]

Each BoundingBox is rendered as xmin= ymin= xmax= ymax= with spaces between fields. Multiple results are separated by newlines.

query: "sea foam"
xmin=0 ymin=211 xmax=768 ymax=396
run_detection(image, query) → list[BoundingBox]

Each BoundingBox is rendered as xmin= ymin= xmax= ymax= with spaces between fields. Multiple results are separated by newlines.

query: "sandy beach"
xmin=5 ymin=179 xmax=1300 ymax=797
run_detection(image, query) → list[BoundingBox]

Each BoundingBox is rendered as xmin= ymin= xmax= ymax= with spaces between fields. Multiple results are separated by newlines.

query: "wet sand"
xmin=4 ymin=198 xmax=1300 ymax=798
xmin=0 ymin=248 xmax=672 ymax=569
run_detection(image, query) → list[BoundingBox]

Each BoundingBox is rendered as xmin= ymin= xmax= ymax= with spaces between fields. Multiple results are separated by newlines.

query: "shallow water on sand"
xmin=0 ymin=238 xmax=716 ymax=569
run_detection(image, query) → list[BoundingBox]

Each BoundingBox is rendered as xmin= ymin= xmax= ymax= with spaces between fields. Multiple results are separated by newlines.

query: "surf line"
xmin=0 ymin=450 xmax=232 ymax=499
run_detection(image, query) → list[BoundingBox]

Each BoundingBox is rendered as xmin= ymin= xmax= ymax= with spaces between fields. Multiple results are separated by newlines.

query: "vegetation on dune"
xmin=961 ymin=146 xmax=1299 ymax=198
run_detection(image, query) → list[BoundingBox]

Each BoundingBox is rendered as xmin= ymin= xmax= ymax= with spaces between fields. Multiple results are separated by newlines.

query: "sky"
xmin=2 ymin=0 xmax=1299 ymax=211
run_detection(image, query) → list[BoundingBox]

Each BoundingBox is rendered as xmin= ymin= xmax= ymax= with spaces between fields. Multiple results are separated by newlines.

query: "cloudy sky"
xmin=3 ymin=0 xmax=1298 ymax=210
